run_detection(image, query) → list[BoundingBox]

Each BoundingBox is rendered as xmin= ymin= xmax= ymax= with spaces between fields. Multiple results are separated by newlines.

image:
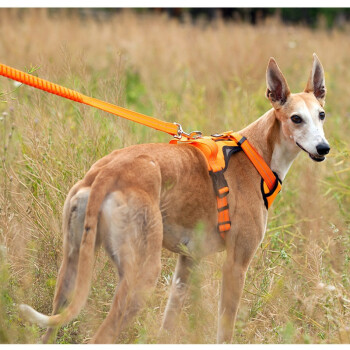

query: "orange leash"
xmin=0 ymin=62 xmax=194 ymax=138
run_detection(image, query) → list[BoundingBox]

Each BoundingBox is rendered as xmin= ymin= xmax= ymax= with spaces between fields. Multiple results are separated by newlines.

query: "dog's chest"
xmin=160 ymin=212 xmax=225 ymax=256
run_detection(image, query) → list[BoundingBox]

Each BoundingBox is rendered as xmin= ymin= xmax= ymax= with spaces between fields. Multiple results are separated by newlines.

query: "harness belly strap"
xmin=170 ymin=131 xmax=282 ymax=239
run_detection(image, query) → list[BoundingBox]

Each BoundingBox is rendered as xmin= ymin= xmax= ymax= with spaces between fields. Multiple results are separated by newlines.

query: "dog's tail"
xmin=19 ymin=175 xmax=111 ymax=328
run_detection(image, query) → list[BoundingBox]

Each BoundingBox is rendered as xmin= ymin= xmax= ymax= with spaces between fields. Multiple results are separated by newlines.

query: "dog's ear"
xmin=304 ymin=53 xmax=326 ymax=106
xmin=266 ymin=58 xmax=291 ymax=109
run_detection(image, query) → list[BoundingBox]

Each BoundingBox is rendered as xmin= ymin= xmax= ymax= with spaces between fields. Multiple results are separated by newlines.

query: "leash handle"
xmin=0 ymin=62 xmax=183 ymax=137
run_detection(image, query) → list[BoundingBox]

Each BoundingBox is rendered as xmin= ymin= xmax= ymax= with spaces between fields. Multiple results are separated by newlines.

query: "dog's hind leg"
xmin=161 ymin=254 xmax=193 ymax=332
xmin=91 ymin=190 xmax=163 ymax=344
xmin=42 ymin=186 xmax=90 ymax=343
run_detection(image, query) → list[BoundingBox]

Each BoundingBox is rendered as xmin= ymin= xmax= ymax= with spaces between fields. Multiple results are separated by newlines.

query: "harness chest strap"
xmin=170 ymin=132 xmax=282 ymax=239
xmin=231 ymin=132 xmax=282 ymax=210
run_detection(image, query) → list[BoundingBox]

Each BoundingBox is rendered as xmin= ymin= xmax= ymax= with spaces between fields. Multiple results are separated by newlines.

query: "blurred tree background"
xmin=24 ymin=8 xmax=350 ymax=29
xmin=162 ymin=8 xmax=350 ymax=28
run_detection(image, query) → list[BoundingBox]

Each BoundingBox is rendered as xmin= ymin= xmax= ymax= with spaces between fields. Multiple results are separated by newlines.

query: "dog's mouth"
xmin=296 ymin=142 xmax=325 ymax=162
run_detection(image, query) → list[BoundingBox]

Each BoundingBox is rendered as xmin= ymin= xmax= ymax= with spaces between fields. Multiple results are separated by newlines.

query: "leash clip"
xmin=173 ymin=122 xmax=202 ymax=140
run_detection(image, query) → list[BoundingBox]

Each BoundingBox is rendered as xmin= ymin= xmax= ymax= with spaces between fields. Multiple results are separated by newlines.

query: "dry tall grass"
xmin=0 ymin=9 xmax=349 ymax=344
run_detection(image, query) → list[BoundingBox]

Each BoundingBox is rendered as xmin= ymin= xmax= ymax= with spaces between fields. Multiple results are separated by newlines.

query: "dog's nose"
xmin=316 ymin=143 xmax=330 ymax=156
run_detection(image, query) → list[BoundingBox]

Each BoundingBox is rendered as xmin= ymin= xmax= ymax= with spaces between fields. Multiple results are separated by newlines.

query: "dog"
xmin=19 ymin=54 xmax=330 ymax=343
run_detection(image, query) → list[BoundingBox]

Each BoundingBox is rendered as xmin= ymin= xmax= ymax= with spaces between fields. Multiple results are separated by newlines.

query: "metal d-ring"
xmin=173 ymin=122 xmax=202 ymax=140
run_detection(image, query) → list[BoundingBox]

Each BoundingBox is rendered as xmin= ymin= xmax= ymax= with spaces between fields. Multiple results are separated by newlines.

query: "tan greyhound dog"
xmin=19 ymin=54 xmax=330 ymax=343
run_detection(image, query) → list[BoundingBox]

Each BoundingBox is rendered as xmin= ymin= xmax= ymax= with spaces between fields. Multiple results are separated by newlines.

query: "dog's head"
xmin=266 ymin=54 xmax=330 ymax=162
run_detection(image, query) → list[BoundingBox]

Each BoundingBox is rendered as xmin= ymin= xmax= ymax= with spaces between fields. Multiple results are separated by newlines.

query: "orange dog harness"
xmin=170 ymin=131 xmax=282 ymax=239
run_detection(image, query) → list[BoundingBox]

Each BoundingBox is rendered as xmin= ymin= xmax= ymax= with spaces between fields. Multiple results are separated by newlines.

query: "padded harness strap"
xmin=170 ymin=131 xmax=282 ymax=239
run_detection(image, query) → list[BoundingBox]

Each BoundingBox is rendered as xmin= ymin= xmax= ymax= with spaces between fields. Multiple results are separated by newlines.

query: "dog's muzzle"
xmin=296 ymin=142 xmax=330 ymax=162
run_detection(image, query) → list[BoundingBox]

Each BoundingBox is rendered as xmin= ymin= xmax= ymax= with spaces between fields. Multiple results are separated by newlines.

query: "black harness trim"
xmin=209 ymin=170 xmax=228 ymax=196
xmin=218 ymin=205 xmax=229 ymax=212
xmin=260 ymin=171 xmax=282 ymax=209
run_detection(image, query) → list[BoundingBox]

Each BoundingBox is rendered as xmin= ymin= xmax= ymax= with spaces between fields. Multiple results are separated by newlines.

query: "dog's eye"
xmin=319 ymin=111 xmax=326 ymax=120
xmin=291 ymin=115 xmax=303 ymax=124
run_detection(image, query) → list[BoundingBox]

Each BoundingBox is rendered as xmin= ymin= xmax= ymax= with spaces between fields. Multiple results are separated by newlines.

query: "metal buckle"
xmin=173 ymin=122 xmax=202 ymax=140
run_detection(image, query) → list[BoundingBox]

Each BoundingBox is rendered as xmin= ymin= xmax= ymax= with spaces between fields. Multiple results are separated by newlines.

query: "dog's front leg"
xmin=217 ymin=229 xmax=261 ymax=343
xmin=217 ymin=254 xmax=248 ymax=343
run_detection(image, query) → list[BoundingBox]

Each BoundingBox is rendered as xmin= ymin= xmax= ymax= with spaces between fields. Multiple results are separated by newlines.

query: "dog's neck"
xmin=240 ymin=109 xmax=300 ymax=181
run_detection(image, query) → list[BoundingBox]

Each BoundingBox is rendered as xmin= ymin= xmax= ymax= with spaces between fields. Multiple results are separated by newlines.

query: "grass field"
xmin=0 ymin=8 xmax=349 ymax=344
